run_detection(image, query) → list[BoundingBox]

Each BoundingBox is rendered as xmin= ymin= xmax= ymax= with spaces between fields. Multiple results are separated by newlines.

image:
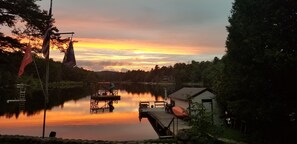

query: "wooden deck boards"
xmin=139 ymin=101 xmax=190 ymax=137
xmin=147 ymin=110 xmax=190 ymax=135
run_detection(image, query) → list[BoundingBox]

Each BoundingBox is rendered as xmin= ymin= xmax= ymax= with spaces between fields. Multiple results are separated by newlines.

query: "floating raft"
xmin=91 ymin=95 xmax=121 ymax=101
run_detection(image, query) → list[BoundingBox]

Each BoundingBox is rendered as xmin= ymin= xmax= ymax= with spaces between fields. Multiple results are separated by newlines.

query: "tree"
xmin=0 ymin=0 xmax=48 ymax=51
xmin=218 ymin=0 xmax=297 ymax=143
xmin=0 ymin=0 xmax=68 ymax=53
xmin=176 ymin=102 xmax=218 ymax=144
xmin=173 ymin=63 xmax=190 ymax=84
xmin=0 ymin=0 xmax=73 ymax=86
xmin=202 ymin=57 xmax=224 ymax=89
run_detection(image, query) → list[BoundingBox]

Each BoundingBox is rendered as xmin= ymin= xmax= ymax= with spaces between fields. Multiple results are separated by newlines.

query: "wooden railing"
xmin=139 ymin=101 xmax=166 ymax=109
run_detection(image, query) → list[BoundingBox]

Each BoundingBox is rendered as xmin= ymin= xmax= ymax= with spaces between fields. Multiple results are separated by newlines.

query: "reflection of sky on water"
xmin=0 ymin=90 xmax=160 ymax=140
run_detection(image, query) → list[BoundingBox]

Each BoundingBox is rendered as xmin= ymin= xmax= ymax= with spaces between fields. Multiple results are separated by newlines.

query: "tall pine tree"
xmin=218 ymin=0 xmax=297 ymax=143
xmin=0 ymin=0 xmax=51 ymax=51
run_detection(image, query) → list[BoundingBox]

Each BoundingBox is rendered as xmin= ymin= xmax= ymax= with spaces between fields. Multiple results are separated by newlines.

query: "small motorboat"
xmin=172 ymin=106 xmax=188 ymax=118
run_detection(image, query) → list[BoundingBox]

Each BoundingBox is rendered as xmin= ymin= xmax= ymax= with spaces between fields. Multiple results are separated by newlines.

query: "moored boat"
xmin=172 ymin=106 xmax=188 ymax=118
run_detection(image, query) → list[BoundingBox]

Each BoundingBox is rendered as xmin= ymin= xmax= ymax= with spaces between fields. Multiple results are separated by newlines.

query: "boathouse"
xmin=168 ymin=87 xmax=221 ymax=125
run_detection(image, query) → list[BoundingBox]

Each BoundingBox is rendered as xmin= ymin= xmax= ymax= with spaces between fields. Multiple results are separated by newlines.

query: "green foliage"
xmin=0 ymin=51 xmax=99 ymax=88
xmin=16 ymin=75 xmax=40 ymax=89
xmin=0 ymin=0 xmax=70 ymax=54
xmin=189 ymin=102 xmax=212 ymax=133
xmin=216 ymin=0 xmax=297 ymax=143
xmin=187 ymin=102 xmax=248 ymax=143
xmin=112 ymin=58 xmax=223 ymax=86
xmin=122 ymin=69 xmax=148 ymax=82
xmin=187 ymin=102 xmax=219 ymax=144
xmin=217 ymin=127 xmax=247 ymax=143
xmin=49 ymin=81 xmax=83 ymax=88
xmin=0 ymin=0 xmax=49 ymax=51
xmin=0 ymin=51 xmax=22 ymax=88
xmin=0 ymin=0 xmax=48 ymax=29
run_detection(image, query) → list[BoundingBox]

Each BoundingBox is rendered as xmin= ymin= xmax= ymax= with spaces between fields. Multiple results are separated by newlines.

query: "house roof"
xmin=168 ymin=87 xmax=208 ymax=101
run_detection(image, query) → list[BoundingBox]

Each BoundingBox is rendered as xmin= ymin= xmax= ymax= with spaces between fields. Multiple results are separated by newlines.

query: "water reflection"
xmin=117 ymin=83 xmax=176 ymax=98
xmin=0 ymin=87 xmax=90 ymax=118
xmin=90 ymin=99 xmax=116 ymax=113
xmin=0 ymin=84 xmax=176 ymax=140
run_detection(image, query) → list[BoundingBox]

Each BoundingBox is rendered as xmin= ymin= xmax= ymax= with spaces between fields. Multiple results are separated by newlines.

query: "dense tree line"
xmin=215 ymin=0 xmax=297 ymax=143
xmin=0 ymin=51 xmax=99 ymax=88
xmin=117 ymin=59 xmax=220 ymax=86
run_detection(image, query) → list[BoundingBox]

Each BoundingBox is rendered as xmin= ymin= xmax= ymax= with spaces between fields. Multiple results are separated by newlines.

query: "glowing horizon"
xmin=50 ymin=37 xmax=226 ymax=71
xmin=3 ymin=0 xmax=233 ymax=72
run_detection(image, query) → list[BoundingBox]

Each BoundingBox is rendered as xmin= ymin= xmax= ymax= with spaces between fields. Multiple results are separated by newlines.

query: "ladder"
xmin=18 ymin=84 xmax=27 ymax=110
xmin=7 ymin=84 xmax=27 ymax=104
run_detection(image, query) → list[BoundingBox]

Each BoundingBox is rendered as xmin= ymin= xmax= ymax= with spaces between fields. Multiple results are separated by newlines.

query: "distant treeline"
xmin=0 ymin=50 xmax=221 ymax=89
xmin=97 ymin=57 xmax=221 ymax=88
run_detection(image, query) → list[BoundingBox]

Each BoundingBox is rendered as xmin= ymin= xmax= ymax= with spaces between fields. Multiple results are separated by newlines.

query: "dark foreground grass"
xmin=0 ymin=134 xmax=177 ymax=144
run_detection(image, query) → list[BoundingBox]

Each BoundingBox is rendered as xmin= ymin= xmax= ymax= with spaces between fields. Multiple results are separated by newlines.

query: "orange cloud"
xmin=74 ymin=38 xmax=200 ymax=55
xmin=48 ymin=36 xmax=223 ymax=71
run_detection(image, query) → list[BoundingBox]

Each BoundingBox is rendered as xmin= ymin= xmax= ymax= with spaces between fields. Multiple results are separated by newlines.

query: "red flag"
xmin=41 ymin=27 xmax=52 ymax=58
xmin=18 ymin=45 xmax=33 ymax=77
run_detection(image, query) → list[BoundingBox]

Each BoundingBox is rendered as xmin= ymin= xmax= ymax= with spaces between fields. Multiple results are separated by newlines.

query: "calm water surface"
xmin=0 ymin=85 xmax=174 ymax=140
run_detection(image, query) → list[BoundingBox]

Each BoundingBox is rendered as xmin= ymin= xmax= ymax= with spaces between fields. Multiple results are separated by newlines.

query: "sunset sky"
xmin=37 ymin=0 xmax=233 ymax=72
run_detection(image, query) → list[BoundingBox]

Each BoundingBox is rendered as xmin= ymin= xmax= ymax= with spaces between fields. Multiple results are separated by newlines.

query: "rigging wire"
xmin=28 ymin=37 xmax=46 ymax=99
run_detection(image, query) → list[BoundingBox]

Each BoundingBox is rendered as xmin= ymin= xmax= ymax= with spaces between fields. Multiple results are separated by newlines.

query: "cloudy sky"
xmin=36 ymin=0 xmax=233 ymax=72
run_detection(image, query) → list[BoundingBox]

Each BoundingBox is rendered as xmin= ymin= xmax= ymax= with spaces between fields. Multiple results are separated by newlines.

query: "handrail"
xmin=139 ymin=101 xmax=166 ymax=109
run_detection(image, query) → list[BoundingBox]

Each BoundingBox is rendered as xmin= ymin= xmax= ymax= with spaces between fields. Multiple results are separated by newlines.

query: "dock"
xmin=90 ymin=89 xmax=120 ymax=113
xmin=139 ymin=101 xmax=190 ymax=139
xmin=90 ymin=89 xmax=121 ymax=101
xmin=91 ymin=95 xmax=121 ymax=101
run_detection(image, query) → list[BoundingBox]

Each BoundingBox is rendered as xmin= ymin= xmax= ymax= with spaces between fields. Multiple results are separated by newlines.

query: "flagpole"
xmin=41 ymin=0 xmax=75 ymax=138
xmin=42 ymin=0 xmax=52 ymax=139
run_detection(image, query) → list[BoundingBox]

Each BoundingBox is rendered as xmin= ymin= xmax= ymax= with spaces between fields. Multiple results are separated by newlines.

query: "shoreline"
xmin=0 ymin=134 xmax=177 ymax=144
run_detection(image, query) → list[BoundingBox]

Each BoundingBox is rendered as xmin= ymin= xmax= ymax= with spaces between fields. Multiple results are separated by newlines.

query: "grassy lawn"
xmin=222 ymin=128 xmax=247 ymax=141
xmin=207 ymin=125 xmax=248 ymax=143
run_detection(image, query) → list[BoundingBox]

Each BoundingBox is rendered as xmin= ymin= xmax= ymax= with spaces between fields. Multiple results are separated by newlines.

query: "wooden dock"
xmin=139 ymin=101 xmax=190 ymax=139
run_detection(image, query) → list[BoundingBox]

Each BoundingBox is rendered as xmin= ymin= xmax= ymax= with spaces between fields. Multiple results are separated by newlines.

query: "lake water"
xmin=0 ymin=84 xmax=176 ymax=141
